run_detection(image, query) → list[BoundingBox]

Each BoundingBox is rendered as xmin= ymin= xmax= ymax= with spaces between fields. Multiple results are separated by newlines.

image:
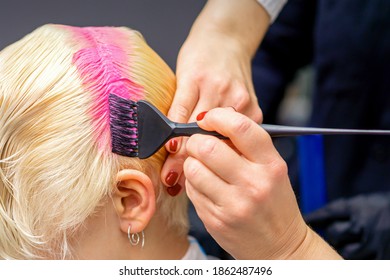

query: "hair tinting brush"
xmin=109 ymin=93 xmax=390 ymax=159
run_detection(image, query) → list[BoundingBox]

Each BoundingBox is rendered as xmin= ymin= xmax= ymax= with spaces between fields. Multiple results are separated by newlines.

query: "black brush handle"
xmin=134 ymin=99 xmax=390 ymax=159
xmin=262 ymin=124 xmax=390 ymax=136
xmin=171 ymin=122 xmax=390 ymax=138
xmin=171 ymin=122 xmax=228 ymax=139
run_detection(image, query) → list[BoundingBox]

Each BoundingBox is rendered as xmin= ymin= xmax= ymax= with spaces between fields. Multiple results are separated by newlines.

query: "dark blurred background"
xmin=0 ymin=0 xmax=313 ymax=147
xmin=0 ymin=0 xmax=317 ymax=259
xmin=0 ymin=0 xmax=207 ymax=70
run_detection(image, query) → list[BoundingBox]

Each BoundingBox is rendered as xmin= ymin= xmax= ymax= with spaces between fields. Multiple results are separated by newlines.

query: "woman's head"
xmin=0 ymin=24 xmax=188 ymax=259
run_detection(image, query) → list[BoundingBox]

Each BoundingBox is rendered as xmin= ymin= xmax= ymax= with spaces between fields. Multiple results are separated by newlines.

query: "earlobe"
xmin=113 ymin=169 xmax=156 ymax=235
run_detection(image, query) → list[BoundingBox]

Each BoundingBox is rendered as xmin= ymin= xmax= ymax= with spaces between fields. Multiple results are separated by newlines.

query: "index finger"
xmin=167 ymin=78 xmax=199 ymax=123
xmin=164 ymin=77 xmax=198 ymax=154
xmin=198 ymin=107 xmax=279 ymax=163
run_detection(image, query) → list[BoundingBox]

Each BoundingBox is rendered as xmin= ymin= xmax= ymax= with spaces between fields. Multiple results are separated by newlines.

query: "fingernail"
xmin=169 ymin=139 xmax=178 ymax=153
xmin=167 ymin=184 xmax=182 ymax=197
xmin=196 ymin=111 xmax=208 ymax=121
xmin=165 ymin=170 xmax=179 ymax=186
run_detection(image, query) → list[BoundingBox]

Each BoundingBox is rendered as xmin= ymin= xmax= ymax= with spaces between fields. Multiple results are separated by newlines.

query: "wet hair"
xmin=0 ymin=24 xmax=188 ymax=259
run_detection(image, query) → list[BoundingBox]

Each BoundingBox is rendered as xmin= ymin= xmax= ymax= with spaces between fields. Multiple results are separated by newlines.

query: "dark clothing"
xmin=191 ymin=0 xmax=390 ymax=260
xmin=252 ymin=0 xmax=390 ymax=259
xmin=253 ymin=0 xmax=390 ymax=200
xmin=305 ymin=192 xmax=390 ymax=259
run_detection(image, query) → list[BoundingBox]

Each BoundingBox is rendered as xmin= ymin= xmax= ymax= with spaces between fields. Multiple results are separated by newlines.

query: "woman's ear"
xmin=113 ymin=169 xmax=156 ymax=235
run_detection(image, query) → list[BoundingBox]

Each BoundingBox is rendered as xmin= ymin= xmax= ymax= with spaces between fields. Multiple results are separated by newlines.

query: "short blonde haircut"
xmin=0 ymin=24 xmax=188 ymax=259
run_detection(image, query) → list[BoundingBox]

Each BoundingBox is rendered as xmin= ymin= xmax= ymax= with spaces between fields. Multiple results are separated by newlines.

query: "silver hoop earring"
xmin=127 ymin=225 xmax=145 ymax=248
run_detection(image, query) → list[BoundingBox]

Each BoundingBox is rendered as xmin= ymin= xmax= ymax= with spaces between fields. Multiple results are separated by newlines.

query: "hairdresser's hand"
xmin=161 ymin=0 xmax=268 ymax=196
xmin=161 ymin=33 xmax=262 ymax=195
xmin=183 ymin=108 xmax=341 ymax=259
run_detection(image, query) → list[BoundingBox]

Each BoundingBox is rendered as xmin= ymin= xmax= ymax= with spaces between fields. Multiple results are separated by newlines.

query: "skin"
xmin=158 ymin=0 xmax=341 ymax=259
xmin=183 ymin=107 xmax=342 ymax=259
xmin=161 ymin=0 xmax=269 ymax=190
xmin=70 ymin=170 xmax=189 ymax=260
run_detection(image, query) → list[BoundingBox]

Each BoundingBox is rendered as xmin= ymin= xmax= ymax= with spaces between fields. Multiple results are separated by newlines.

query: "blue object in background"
xmin=297 ymin=135 xmax=327 ymax=214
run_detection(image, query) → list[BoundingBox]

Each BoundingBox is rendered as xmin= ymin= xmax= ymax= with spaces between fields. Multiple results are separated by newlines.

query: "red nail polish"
xmin=169 ymin=139 xmax=178 ymax=152
xmin=196 ymin=111 xmax=208 ymax=121
xmin=165 ymin=170 xmax=179 ymax=186
xmin=167 ymin=184 xmax=182 ymax=197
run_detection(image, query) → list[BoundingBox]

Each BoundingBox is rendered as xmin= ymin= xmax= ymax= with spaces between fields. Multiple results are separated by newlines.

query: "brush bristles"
xmin=109 ymin=93 xmax=139 ymax=157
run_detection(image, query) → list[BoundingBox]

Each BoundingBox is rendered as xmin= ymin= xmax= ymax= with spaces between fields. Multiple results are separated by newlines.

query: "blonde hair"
xmin=0 ymin=24 xmax=188 ymax=259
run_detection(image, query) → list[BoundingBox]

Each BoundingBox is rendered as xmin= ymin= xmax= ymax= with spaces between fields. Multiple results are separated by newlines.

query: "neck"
xmin=69 ymin=201 xmax=189 ymax=260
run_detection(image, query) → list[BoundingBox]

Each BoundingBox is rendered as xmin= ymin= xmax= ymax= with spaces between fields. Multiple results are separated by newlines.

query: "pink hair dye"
xmin=67 ymin=26 xmax=144 ymax=149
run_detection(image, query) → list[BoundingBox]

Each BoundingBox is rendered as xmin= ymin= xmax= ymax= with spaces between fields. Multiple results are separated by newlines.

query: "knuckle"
xmin=191 ymin=72 xmax=204 ymax=84
xmin=251 ymin=107 xmax=263 ymax=123
xmin=233 ymin=88 xmax=263 ymax=122
xmin=212 ymin=220 xmax=230 ymax=235
xmin=231 ymin=115 xmax=252 ymax=135
xmin=229 ymin=82 xmax=264 ymax=121
xmin=172 ymin=103 xmax=191 ymax=121
xmin=269 ymin=158 xmax=289 ymax=179
xmin=198 ymin=137 xmax=218 ymax=157
xmin=187 ymin=70 xmax=211 ymax=86
xmin=236 ymin=86 xmax=251 ymax=105
xmin=213 ymin=210 xmax=233 ymax=230
xmin=183 ymin=157 xmax=202 ymax=179
xmin=243 ymin=167 xmax=270 ymax=203
xmin=228 ymin=81 xmax=250 ymax=106
xmin=216 ymin=78 xmax=231 ymax=94
xmin=249 ymin=184 xmax=269 ymax=204
xmin=246 ymin=160 xmax=288 ymax=201
xmin=186 ymin=134 xmax=201 ymax=155
xmin=229 ymin=202 xmax=254 ymax=223
xmin=202 ymin=75 xmax=231 ymax=96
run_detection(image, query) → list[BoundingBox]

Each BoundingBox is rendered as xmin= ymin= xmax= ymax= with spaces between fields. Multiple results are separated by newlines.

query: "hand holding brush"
xmin=183 ymin=106 xmax=343 ymax=259
xmin=109 ymin=93 xmax=390 ymax=159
